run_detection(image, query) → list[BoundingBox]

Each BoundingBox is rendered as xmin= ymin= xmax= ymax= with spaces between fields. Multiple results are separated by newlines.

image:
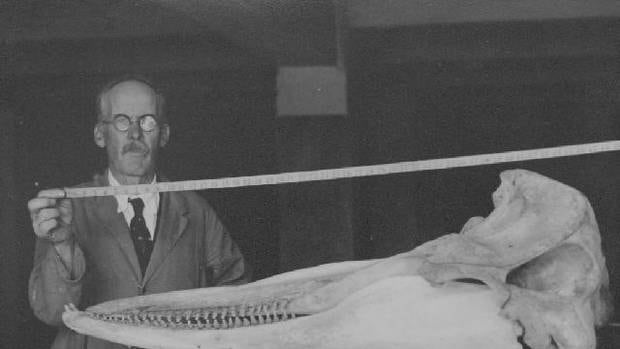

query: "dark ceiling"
xmin=2 ymin=0 xmax=619 ymax=72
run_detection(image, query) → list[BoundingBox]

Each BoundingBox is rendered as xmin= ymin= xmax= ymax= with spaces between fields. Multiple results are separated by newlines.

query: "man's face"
xmin=95 ymin=81 xmax=169 ymax=181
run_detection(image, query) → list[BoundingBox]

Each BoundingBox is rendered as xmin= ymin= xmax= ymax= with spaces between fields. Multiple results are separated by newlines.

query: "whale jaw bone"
xmin=63 ymin=169 xmax=612 ymax=349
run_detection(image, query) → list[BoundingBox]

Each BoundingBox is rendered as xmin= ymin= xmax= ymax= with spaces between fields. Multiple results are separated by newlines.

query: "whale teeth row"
xmin=90 ymin=300 xmax=304 ymax=329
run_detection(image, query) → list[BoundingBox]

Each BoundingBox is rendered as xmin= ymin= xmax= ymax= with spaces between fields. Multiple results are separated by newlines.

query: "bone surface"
xmin=63 ymin=169 xmax=612 ymax=349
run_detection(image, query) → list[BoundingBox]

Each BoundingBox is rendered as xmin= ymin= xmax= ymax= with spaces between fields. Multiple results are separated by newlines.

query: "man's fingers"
xmin=36 ymin=189 xmax=66 ymax=199
xmin=27 ymin=198 xmax=57 ymax=213
xmin=29 ymin=190 xmax=73 ymax=240
xmin=37 ymin=208 xmax=61 ymax=222
xmin=57 ymin=199 xmax=73 ymax=224
xmin=37 ymin=219 xmax=58 ymax=236
xmin=29 ymin=189 xmax=66 ymax=214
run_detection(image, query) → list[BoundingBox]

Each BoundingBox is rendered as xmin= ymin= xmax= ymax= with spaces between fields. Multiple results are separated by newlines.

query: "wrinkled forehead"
xmin=101 ymin=81 xmax=158 ymax=119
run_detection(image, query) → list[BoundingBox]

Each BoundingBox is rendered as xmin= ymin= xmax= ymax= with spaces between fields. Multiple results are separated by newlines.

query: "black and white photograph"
xmin=1 ymin=1 xmax=619 ymax=348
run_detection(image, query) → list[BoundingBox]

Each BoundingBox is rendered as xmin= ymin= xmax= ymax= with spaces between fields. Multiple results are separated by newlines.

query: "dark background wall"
xmin=1 ymin=15 xmax=619 ymax=349
xmin=348 ymin=19 xmax=620 ymax=330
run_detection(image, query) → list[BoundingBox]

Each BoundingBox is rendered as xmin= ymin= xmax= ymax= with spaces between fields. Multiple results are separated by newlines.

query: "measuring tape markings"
xmin=62 ymin=140 xmax=620 ymax=198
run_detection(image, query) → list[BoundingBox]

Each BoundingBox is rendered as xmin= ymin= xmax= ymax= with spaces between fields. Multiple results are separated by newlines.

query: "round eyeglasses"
xmin=102 ymin=114 xmax=159 ymax=132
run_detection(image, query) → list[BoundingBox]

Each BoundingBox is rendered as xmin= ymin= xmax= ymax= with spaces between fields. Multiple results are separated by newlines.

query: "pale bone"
xmin=63 ymin=169 xmax=613 ymax=349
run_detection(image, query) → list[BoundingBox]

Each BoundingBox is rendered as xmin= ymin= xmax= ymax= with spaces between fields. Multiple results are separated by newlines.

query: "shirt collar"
xmin=107 ymin=170 xmax=159 ymax=214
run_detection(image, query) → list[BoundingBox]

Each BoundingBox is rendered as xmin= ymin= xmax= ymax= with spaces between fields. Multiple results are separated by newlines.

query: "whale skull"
xmin=63 ymin=169 xmax=612 ymax=349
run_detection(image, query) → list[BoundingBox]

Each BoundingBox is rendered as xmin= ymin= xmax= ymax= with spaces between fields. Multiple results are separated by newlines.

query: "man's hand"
xmin=28 ymin=189 xmax=73 ymax=244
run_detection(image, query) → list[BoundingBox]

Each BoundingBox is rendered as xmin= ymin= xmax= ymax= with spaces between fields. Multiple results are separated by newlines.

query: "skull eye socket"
xmin=506 ymin=243 xmax=594 ymax=296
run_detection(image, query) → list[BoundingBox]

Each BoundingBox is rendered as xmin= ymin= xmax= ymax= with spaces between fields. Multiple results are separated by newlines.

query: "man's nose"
xmin=127 ymin=122 xmax=143 ymax=139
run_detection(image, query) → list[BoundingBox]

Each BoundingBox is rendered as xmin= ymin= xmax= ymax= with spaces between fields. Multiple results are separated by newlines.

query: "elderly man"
xmin=28 ymin=77 xmax=249 ymax=349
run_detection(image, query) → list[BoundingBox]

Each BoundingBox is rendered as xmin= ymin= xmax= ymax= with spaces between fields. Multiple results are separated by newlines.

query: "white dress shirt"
xmin=108 ymin=171 xmax=159 ymax=239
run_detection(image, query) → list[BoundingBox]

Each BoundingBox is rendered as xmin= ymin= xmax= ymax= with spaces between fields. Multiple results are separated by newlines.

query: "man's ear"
xmin=159 ymin=124 xmax=170 ymax=148
xmin=94 ymin=124 xmax=106 ymax=148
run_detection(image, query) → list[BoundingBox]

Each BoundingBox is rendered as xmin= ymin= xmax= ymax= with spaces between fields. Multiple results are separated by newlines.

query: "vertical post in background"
xmin=275 ymin=1 xmax=355 ymax=271
xmin=0 ymin=104 xmax=19 ymax=347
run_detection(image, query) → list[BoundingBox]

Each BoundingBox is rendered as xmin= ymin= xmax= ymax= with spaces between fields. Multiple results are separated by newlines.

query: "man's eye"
xmin=116 ymin=118 xmax=130 ymax=126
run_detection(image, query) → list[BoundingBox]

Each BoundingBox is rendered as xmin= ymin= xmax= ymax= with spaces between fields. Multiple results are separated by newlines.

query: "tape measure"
xmin=63 ymin=140 xmax=620 ymax=198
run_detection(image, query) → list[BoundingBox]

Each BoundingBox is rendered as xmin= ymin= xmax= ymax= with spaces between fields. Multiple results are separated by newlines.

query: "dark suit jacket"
xmin=29 ymin=173 xmax=249 ymax=349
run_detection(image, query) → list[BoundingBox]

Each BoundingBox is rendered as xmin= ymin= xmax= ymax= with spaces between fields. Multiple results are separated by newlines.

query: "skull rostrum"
xmin=63 ymin=169 xmax=613 ymax=349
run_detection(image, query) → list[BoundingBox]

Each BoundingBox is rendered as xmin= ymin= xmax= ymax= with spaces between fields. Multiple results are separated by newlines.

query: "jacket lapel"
xmin=91 ymin=173 xmax=142 ymax=282
xmin=142 ymin=191 xmax=189 ymax=284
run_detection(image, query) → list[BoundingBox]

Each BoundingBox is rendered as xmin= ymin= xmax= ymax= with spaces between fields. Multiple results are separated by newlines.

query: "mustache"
xmin=122 ymin=142 xmax=149 ymax=154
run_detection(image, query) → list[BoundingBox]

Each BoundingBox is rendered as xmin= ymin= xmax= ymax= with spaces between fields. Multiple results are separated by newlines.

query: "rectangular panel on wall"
xmin=277 ymin=66 xmax=347 ymax=116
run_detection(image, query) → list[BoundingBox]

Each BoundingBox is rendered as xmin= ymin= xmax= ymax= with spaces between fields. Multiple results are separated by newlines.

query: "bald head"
xmin=97 ymin=78 xmax=167 ymax=123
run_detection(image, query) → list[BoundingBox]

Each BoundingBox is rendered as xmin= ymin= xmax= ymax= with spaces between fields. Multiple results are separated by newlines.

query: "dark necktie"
xmin=128 ymin=198 xmax=153 ymax=276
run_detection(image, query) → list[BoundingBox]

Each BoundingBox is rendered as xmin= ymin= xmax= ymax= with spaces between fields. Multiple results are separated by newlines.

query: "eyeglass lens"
xmin=113 ymin=114 xmax=158 ymax=132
